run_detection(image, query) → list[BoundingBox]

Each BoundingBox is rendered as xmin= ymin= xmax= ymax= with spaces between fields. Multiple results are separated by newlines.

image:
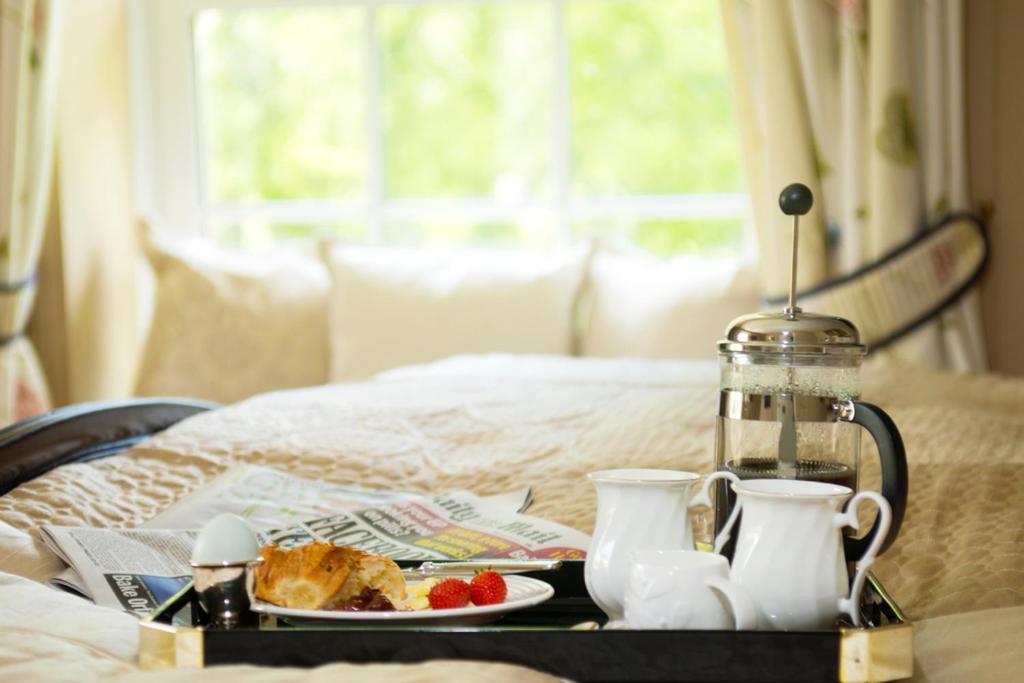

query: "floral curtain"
xmin=0 ymin=0 xmax=61 ymax=425
xmin=721 ymin=0 xmax=987 ymax=371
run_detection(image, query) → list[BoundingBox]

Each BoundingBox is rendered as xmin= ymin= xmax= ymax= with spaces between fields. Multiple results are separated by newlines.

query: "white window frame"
xmin=129 ymin=0 xmax=750 ymax=247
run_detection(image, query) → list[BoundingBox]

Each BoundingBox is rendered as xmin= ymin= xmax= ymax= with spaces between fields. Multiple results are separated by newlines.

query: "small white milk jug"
xmin=709 ymin=475 xmax=892 ymax=630
xmin=584 ymin=469 xmax=734 ymax=625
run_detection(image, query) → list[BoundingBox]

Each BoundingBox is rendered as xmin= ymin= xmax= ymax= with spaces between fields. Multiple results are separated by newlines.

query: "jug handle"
xmin=833 ymin=490 xmax=892 ymax=627
xmin=705 ymin=575 xmax=759 ymax=631
xmin=837 ymin=401 xmax=908 ymax=558
xmin=690 ymin=471 xmax=741 ymax=555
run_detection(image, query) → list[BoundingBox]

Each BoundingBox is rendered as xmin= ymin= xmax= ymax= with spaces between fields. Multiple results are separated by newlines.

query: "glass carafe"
xmin=713 ymin=311 xmax=908 ymax=560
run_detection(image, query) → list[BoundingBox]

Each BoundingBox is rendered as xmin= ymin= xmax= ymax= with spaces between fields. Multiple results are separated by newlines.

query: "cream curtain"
xmin=23 ymin=0 xmax=140 ymax=409
xmin=0 ymin=0 xmax=61 ymax=424
xmin=722 ymin=0 xmax=987 ymax=371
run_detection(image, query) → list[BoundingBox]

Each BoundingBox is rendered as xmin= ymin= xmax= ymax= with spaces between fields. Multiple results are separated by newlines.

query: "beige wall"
xmin=967 ymin=0 xmax=1024 ymax=375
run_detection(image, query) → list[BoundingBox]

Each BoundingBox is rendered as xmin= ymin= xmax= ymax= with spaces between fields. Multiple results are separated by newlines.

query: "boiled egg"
xmin=190 ymin=513 xmax=260 ymax=566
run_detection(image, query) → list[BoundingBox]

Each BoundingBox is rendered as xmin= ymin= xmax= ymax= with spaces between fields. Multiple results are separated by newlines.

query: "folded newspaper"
xmin=39 ymin=465 xmax=590 ymax=615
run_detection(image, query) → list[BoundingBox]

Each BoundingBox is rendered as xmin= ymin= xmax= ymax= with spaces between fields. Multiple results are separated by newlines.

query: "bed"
xmin=0 ymin=354 xmax=1021 ymax=682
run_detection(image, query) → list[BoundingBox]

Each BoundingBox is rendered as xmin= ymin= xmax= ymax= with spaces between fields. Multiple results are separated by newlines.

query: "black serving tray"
xmin=139 ymin=561 xmax=912 ymax=682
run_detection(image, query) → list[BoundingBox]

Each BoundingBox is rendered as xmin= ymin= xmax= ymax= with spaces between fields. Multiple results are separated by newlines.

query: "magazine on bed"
xmin=37 ymin=465 xmax=590 ymax=615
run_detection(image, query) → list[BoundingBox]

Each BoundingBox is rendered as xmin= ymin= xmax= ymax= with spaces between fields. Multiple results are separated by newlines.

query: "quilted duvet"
xmin=0 ymin=354 xmax=1021 ymax=682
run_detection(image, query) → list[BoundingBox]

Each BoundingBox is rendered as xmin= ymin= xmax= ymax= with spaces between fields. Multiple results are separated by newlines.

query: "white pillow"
xmin=135 ymin=236 xmax=330 ymax=403
xmin=581 ymin=248 xmax=760 ymax=361
xmin=323 ymin=245 xmax=589 ymax=380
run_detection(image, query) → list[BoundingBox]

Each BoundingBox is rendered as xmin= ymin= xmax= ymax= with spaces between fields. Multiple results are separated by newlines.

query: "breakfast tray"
xmin=139 ymin=561 xmax=913 ymax=682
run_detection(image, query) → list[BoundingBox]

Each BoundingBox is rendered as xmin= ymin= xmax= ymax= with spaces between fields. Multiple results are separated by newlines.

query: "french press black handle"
xmin=841 ymin=401 xmax=908 ymax=558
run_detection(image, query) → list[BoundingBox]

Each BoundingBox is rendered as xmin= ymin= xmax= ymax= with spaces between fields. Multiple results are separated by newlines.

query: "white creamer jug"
xmin=711 ymin=476 xmax=891 ymax=630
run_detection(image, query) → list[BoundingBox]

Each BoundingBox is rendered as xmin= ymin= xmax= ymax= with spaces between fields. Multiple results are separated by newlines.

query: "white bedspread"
xmin=0 ymin=354 xmax=1021 ymax=682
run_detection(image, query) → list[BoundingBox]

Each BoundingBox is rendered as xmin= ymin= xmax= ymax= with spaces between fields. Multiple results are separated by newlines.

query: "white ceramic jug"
xmin=584 ymin=469 xmax=734 ymax=625
xmin=709 ymin=476 xmax=891 ymax=630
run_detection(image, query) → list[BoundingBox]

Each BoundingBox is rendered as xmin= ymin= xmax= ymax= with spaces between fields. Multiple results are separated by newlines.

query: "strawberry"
xmin=427 ymin=577 xmax=471 ymax=610
xmin=470 ymin=570 xmax=507 ymax=606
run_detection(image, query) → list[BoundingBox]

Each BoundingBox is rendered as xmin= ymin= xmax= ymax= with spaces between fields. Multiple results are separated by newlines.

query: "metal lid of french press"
xmin=718 ymin=184 xmax=866 ymax=358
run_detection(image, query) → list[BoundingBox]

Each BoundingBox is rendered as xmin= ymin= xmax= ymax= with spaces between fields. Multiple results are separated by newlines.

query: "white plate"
xmin=250 ymin=575 xmax=555 ymax=625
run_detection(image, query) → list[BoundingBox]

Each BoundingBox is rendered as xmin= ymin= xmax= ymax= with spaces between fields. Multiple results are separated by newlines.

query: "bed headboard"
xmin=0 ymin=398 xmax=216 ymax=496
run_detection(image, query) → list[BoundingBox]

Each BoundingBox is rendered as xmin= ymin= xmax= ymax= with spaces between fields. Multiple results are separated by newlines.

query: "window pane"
xmin=195 ymin=8 xmax=364 ymax=201
xmin=380 ymin=3 xmax=553 ymax=199
xmin=575 ymin=218 xmax=744 ymax=257
xmin=210 ymin=220 xmax=366 ymax=252
xmin=569 ymin=0 xmax=743 ymax=196
xmin=382 ymin=215 xmax=556 ymax=250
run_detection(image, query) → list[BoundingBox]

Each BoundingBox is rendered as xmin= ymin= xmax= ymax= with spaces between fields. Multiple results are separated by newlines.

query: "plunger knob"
xmin=778 ymin=183 xmax=812 ymax=319
xmin=779 ymin=183 xmax=813 ymax=216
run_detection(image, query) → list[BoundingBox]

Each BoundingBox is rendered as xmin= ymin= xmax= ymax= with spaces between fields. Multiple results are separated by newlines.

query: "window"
xmin=131 ymin=0 xmax=747 ymax=256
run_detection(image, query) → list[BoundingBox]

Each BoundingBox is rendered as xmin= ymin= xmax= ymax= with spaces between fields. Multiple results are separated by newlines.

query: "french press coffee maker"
xmin=714 ymin=183 xmax=908 ymax=558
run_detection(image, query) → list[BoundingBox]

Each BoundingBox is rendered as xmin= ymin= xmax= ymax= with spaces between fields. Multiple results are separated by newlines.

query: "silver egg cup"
xmin=191 ymin=558 xmax=262 ymax=629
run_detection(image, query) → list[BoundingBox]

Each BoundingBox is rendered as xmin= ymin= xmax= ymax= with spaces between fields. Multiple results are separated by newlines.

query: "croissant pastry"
xmin=254 ymin=541 xmax=406 ymax=610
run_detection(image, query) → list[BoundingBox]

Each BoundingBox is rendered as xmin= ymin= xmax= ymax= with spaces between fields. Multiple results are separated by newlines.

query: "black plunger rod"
xmin=778 ymin=183 xmax=814 ymax=319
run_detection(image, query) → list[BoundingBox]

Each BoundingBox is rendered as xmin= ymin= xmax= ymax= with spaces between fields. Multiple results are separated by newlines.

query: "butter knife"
xmin=401 ymin=559 xmax=562 ymax=578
